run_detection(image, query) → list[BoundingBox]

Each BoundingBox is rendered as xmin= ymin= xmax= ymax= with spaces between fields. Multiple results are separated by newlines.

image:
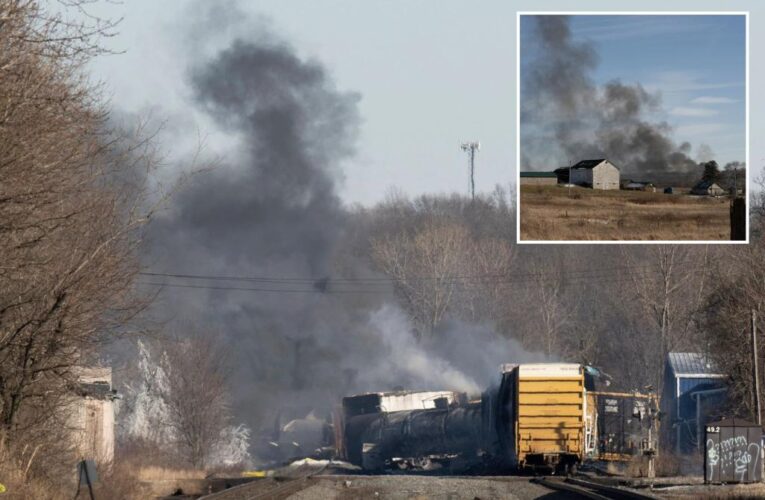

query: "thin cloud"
xmin=675 ymin=123 xmax=727 ymax=137
xmin=645 ymin=70 xmax=744 ymax=94
xmin=690 ymin=96 xmax=738 ymax=105
xmin=573 ymin=17 xmax=715 ymax=42
xmin=669 ymin=107 xmax=719 ymax=117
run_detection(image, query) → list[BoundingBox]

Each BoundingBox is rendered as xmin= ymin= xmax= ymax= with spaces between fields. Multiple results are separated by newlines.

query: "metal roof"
xmin=692 ymin=180 xmax=722 ymax=190
xmin=707 ymin=417 xmax=761 ymax=428
xmin=78 ymin=382 xmax=118 ymax=401
xmin=668 ymin=352 xmax=724 ymax=377
xmin=520 ymin=171 xmax=557 ymax=178
xmin=571 ymin=159 xmax=607 ymax=169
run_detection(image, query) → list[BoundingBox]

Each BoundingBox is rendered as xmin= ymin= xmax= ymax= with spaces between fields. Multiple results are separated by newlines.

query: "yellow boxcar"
xmin=509 ymin=363 xmax=585 ymax=472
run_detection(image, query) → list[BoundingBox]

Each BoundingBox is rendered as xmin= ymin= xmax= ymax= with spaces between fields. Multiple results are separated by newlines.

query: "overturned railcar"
xmin=336 ymin=363 xmax=586 ymax=473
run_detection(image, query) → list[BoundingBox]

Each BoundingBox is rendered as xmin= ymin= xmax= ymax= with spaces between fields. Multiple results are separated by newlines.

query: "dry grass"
xmin=520 ymin=185 xmax=732 ymax=241
xmin=132 ymin=465 xmax=206 ymax=481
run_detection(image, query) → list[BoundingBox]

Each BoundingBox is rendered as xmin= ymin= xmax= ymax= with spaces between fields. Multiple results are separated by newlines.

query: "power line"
xmin=137 ymin=258 xmax=705 ymax=294
xmin=136 ymin=281 xmax=389 ymax=294
xmin=137 ymin=259 xmax=703 ymax=286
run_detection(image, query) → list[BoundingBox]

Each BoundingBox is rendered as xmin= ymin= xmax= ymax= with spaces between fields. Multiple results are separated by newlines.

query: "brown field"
xmin=520 ymin=185 xmax=732 ymax=241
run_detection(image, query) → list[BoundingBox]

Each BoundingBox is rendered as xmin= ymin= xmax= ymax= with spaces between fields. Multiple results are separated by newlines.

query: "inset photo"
xmin=517 ymin=13 xmax=747 ymax=243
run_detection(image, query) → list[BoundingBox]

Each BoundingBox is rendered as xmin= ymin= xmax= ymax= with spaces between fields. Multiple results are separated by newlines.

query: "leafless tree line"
xmin=0 ymin=0 xmax=162 ymax=488
xmin=356 ymin=187 xmax=764 ymax=410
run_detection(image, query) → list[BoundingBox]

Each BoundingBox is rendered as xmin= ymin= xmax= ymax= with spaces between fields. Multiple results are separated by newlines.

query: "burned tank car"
xmin=336 ymin=390 xmax=484 ymax=469
xmin=336 ymin=363 xmax=587 ymax=473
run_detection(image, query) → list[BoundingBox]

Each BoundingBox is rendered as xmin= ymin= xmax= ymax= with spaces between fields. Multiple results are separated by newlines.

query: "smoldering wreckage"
xmin=254 ymin=354 xmax=758 ymax=486
xmin=117 ymin=9 xmax=750 ymax=488
xmin=258 ymin=362 xmax=661 ymax=476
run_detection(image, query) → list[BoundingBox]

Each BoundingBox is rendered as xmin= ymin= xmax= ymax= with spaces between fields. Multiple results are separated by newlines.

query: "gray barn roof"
xmin=692 ymin=180 xmax=723 ymax=190
xmin=571 ymin=159 xmax=607 ymax=169
xmin=668 ymin=352 xmax=724 ymax=377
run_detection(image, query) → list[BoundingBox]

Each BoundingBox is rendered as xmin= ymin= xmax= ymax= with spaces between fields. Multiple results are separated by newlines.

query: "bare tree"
xmin=621 ymin=245 xmax=710 ymax=395
xmin=462 ymin=237 xmax=515 ymax=326
xmin=118 ymin=333 xmax=243 ymax=469
xmin=0 ymin=4 xmax=168 ymax=487
xmin=371 ymin=222 xmax=469 ymax=339
xmin=158 ymin=334 xmax=233 ymax=468
xmin=703 ymin=242 xmax=765 ymax=421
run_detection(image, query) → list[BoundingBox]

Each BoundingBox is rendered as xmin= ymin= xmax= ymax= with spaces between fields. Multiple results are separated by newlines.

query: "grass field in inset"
xmin=519 ymin=185 xmax=732 ymax=241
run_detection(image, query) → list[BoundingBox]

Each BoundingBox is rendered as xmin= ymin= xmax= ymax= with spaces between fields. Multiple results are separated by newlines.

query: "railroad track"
xmin=198 ymin=467 xmax=325 ymax=500
xmin=533 ymin=476 xmax=661 ymax=500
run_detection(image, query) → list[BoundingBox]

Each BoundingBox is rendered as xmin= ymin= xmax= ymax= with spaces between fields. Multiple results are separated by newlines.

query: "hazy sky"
xmin=85 ymin=0 xmax=515 ymax=205
xmin=83 ymin=1 xmax=760 ymax=206
xmin=521 ymin=14 xmax=745 ymax=168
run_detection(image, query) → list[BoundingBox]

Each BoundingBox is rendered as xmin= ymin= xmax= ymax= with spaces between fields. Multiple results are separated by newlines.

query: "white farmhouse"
xmin=569 ymin=159 xmax=620 ymax=190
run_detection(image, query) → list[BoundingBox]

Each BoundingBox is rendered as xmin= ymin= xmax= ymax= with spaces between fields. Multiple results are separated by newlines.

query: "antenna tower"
xmin=460 ymin=141 xmax=480 ymax=200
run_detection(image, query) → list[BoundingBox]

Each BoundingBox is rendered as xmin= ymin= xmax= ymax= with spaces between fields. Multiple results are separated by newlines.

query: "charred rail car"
xmin=586 ymin=391 xmax=658 ymax=462
xmin=336 ymin=363 xmax=587 ymax=473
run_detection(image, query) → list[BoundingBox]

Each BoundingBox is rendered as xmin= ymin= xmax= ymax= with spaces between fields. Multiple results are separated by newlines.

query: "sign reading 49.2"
xmin=706 ymin=426 xmax=720 ymax=433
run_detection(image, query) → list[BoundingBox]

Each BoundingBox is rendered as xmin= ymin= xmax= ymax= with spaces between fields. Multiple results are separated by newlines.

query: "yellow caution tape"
xmin=242 ymin=470 xmax=268 ymax=477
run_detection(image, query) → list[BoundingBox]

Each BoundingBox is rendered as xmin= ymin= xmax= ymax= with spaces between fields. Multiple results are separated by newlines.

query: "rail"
xmin=198 ymin=465 xmax=326 ymax=500
xmin=533 ymin=476 xmax=660 ymax=500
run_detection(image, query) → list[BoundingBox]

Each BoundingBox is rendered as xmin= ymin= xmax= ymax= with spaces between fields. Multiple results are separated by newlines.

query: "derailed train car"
xmin=586 ymin=391 xmax=658 ymax=462
xmin=336 ymin=363 xmax=588 ymax=473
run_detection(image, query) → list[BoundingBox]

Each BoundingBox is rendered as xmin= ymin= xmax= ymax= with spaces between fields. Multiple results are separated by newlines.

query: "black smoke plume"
xmin=142 ymin=9 xmax=543 ymax=459
xmin=144 ymin=28 xmax=365 ymax=431
xmin=521 ymin=15 xmax=699 ymax=183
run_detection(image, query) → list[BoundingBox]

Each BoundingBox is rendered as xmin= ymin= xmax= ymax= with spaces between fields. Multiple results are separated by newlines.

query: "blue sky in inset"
xmin=520 ymin=14 xmax=746 ymax=166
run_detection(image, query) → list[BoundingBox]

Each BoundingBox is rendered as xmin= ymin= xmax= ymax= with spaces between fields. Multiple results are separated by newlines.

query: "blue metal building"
xmin=662 ymin=353 xmax=728 ymax=455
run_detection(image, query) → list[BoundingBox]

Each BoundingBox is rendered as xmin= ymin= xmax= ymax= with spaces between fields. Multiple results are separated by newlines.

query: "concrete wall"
xmin=520 ymin=177 xmax=557 ymax=186
xmin=71 ymin=367 xmax=115 ymax=464
xmin=592 ymin=161 xmax=620 ymax=190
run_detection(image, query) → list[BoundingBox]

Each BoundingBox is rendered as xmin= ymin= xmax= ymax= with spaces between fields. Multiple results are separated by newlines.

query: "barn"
xmin=691 ymin=180 xmax=726 ymax=197
xmin=569 ymin=159 xmax=620 ymax=190
xmin=520 ymin=171 xmax=557 ymax=186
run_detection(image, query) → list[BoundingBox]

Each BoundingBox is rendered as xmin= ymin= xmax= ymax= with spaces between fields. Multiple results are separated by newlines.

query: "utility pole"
xmin=753 ymin=309 xmax=761 ymax=426
xmin=566 ymin=156 xmax=573 ymax=197
xmin=460 ymin=141 xmax=480 ymax=200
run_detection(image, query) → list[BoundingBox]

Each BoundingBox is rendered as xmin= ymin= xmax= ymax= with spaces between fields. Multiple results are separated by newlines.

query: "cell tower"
xmin=460 ymin=141 xmax=480 ymax=200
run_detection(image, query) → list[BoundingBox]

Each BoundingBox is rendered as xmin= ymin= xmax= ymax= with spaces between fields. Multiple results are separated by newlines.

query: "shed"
xmin=662 ymin=353 xmax=728 ymax=454
xmin=691 ymin=181 xmax=725 ymax=196
xmin=705 ymin=418 xmax=763 ymax=484
xmin=569 ymin=159 xmax=620 ymax=190
xmin=520 ymin=171 xmax=558 ymax=186
xmin=553 ymin=167 xmax=570 ymax=184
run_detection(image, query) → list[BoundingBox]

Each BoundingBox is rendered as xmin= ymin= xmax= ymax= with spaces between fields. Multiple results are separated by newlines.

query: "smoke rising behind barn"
xmin=520 ymin=14 xmax=745 ymax=184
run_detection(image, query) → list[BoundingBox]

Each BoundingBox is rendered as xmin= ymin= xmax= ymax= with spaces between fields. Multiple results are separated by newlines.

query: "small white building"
xmin=569 ymin=159 xmax=620 ymax=190
xmin=691 ymin=180 xmax=725 ymax=197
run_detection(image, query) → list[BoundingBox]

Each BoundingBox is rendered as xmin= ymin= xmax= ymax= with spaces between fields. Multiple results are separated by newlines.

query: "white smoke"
xmin=352 ymin=304 xmax=552 ymax=397
xmin=359 ymin=305 xmax=481 ymax=395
